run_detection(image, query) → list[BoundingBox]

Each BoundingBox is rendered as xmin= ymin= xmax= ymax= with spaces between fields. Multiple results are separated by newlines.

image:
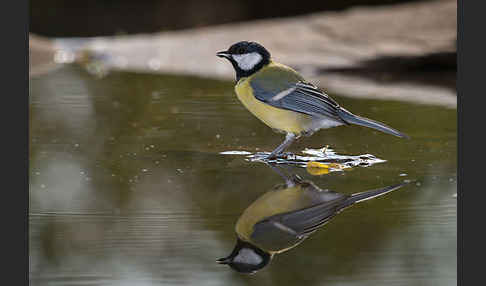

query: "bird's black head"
xmin=216 ymin=41 xmax=271 ymax=81
xmin=216 ymin=238 xmax=272 ymax=274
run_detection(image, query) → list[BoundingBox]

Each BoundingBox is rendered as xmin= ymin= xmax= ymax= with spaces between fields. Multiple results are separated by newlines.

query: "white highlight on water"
xmin=220 ymin=151 xmax=253 ymax=155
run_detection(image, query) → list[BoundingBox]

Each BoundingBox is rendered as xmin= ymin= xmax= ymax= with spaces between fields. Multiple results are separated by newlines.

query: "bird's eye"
xmin=237 ymin=47 xmax=246 ymax=54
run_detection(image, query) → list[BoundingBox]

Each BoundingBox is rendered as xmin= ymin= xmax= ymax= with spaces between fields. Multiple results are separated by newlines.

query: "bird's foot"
xmin=319 ymin=145 xmax=330 ymax=155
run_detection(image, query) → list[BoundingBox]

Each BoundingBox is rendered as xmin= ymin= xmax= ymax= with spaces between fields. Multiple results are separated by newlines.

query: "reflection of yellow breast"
xmin=235 ymin=76 xmax=313 ymax=134
xmin=235 ymin=186 xmax=310 ymax=243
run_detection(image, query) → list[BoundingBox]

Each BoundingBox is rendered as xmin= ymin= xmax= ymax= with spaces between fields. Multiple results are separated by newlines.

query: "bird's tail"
xmin=337 ymin=108 xmax=409 ymax=139
xmin=341 ymin=182 xmax=409 ymax=210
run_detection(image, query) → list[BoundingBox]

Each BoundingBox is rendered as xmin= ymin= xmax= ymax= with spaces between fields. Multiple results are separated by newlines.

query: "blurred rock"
xmin=29 ymin=34 xmax=59 ymax=77
xmin=53 ymin=0 xmax=458 ymax=108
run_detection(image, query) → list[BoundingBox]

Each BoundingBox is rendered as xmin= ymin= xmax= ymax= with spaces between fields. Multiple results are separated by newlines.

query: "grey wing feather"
xmin=258 ymin=182 xmax=408 ymax=239
xmin=294 ymin=82 xmax=340 ymax=108
xmin=250 ymin=79 xmax=345 ymax=122
xmin=251 ymin=77 xmax=409 ymax=138
xmin=254 ymin=195 xmax=349 ymax=239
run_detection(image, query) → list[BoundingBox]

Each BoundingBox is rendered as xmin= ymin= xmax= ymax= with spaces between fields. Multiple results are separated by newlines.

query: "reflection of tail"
xmin=342 ymin=183 xmax=409 ymax=209
xmin=337 ymin=108 xmax=409 ymax=139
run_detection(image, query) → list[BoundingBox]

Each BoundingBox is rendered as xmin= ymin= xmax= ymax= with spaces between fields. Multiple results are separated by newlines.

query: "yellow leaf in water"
xmin=306 ymin=161 xmax=330 ymax=176
xmin=327 ymin=163 xmax=344 ymax=169
xmin=306 ymin=161 xmax=349 ymax=175
xmin=307 ymin=161 xmax=330 ymax=169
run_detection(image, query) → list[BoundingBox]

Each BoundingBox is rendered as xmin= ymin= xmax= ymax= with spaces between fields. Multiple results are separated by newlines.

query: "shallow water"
xmin=29 ymin=65 xmax=456 ymax=285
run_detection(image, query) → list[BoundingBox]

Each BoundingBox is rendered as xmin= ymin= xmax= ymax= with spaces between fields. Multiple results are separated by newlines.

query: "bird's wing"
xmin=249 ymin=67 xmax=344 ymax=122
xmin=252 ymin=193 xmax=349 ymax=239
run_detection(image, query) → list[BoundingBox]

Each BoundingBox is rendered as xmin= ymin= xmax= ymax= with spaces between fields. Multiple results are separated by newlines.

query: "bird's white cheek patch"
xmin=232 ymin=53 xmax=263 ymax=71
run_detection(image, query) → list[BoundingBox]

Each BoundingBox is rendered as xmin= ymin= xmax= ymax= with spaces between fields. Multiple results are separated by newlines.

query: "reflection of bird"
xmin=217 ymin=165 xmax=407 ymax=274
xmin=217 ymin=41 xmax=408 ymax=159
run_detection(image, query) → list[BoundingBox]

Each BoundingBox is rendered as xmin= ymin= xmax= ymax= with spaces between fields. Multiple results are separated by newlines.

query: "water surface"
xmin=29 ymin=65 xmax=456 ymax=285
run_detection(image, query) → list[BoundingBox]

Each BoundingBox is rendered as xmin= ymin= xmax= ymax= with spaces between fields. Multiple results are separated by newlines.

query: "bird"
xmin=216 ymin=41 xmax=409 ymax=159
xmin=217 ymin=165 xmax=408 ymax=274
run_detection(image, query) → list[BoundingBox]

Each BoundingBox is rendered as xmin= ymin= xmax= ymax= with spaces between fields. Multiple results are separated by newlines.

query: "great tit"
xmin=216 ymin=41 xmax=409 ymax=159
xmin=217 ymin=165 xmax=408 ymax=274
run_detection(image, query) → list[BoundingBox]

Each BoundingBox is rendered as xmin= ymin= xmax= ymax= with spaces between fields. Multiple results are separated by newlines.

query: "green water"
xmin=29 ymin=65 xmax=456 ymax=285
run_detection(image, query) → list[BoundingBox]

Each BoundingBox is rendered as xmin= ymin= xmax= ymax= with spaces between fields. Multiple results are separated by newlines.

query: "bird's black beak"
xmin=216 ymin=51 xmax=231 ymax=59
xmin=216 ymin=257 xmax=231 ymax=264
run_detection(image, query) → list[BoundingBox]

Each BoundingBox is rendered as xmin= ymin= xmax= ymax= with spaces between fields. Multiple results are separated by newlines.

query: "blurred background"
xmin=30 ymin=0 xmax=426 ymax=37
xmin=29 ymin=0 xmax=456 ymax=106
xmin=29 ymin=1 xmax=456 ymax=285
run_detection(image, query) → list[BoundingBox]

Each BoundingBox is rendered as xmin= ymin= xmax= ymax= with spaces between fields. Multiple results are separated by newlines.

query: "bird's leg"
xmin=267 ymin=133 xmax=296 ymax=159
xmin=320 ymin=145 xmax=330 ymax=154
xmin=266 ymin=163 xmax=301 ymax=187
xmin=266 ymin=163 xmax=292 ymax=184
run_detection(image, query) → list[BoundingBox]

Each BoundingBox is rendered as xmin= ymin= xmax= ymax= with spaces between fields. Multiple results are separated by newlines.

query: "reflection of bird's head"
xmin=217 ymin=166 xmax=331 ymax=274
xmin=216 ymin=238 xmax=271 ymax=274
xmin=216 ymin=41 xmax=271 ymax=80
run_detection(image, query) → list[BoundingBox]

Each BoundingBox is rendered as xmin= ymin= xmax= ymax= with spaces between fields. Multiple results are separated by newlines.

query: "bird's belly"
xmin=235 ymin=83 xmax=314 ymax=134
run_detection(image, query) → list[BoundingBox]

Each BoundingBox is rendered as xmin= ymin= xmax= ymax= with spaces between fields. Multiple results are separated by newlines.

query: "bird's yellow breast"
xmin=235 ymin=65 xmax=313 ymax=134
